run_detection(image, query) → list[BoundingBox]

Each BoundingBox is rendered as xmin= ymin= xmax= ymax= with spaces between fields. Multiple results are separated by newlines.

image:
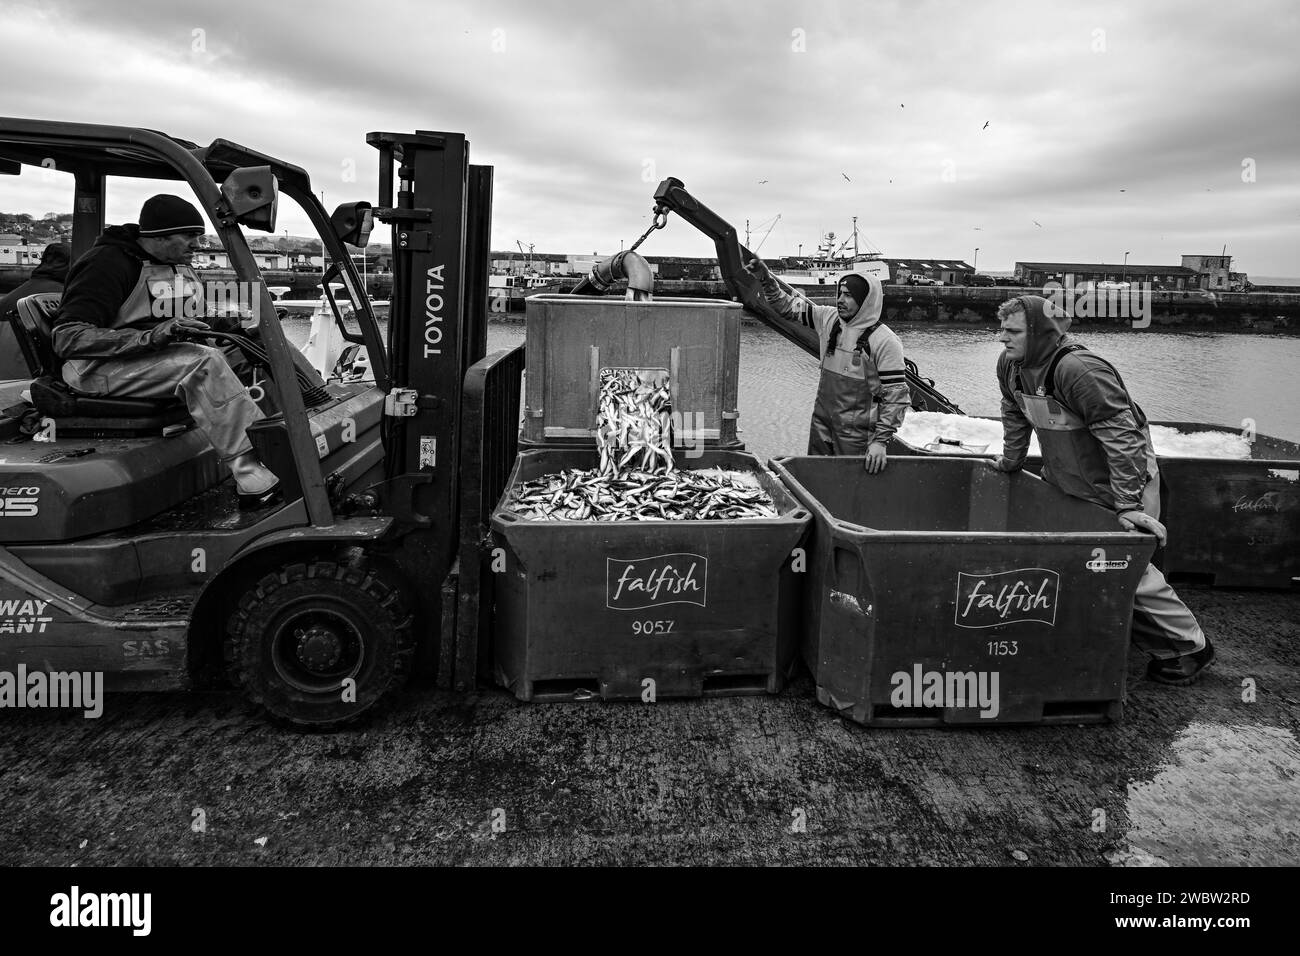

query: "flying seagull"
xmin=758 ymin=180 xmax=768 ymax=184
xmin=982 ymin=121 xmax=989 ymax=130
xmin=842 ymin=172 xmax=852 ymax=182
xmin=1033 ymin=220 xmax=1043 ymax=227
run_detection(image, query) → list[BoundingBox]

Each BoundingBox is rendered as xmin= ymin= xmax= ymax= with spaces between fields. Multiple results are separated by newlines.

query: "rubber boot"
xmin=228 ymin=451 xmax=282 ymax=510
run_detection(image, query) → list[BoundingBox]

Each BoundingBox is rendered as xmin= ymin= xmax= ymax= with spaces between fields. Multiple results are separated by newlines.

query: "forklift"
xmin=0 ymin=118 xmax=516 ymax=726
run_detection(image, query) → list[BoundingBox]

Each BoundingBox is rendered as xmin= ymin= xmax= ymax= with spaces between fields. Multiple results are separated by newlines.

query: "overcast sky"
xmin=2 ymin=0 xmax=1297 ymax=276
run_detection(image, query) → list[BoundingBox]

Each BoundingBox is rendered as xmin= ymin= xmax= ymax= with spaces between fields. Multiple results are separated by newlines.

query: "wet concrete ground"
xmin=1 ymin=586 xmax=1296 ymax=866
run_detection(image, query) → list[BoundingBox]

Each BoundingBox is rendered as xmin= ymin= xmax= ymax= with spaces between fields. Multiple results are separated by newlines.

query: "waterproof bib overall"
xmin=1013 ymin=389 xmax=1160 ymax=515
xmin=1015 ymin=343 xmax=1159 ymax=512
xmin=118 ymin=263 xmax=204 ymax=325
xmin=808 ymin=324 xmax=877 ymax=456
xmin=61 ymin=263 xmax=264 ymax=463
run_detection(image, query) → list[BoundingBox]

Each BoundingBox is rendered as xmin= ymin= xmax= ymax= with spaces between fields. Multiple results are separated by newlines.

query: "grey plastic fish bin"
xmin=890 ymin=419 xmax=1300 ymax=588
xmin=490 ymin=449 xmax=809 ymax=702
xmin=519 ymin=295 xmax=743 ymax=451
xmin=771 ymin=456 xmax=1157 ymax=726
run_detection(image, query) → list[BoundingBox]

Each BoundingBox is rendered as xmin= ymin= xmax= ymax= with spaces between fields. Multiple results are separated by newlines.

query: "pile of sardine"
xmin=595 ymin=368 xmax=674 ymax=477
xmin=506 ymin=467 xmax=777 ymax=521
xmin=506 ymin=367 xmax=778 ymax=521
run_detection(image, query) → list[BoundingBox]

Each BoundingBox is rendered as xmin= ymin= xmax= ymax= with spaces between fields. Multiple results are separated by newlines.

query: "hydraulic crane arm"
xmin=650 ymin=176 xmax=964 ymax=415
xmin=652 ymin=177 xmax=820 ymax=358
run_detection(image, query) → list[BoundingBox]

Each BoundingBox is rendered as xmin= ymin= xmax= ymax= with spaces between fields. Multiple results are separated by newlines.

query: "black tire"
xmin=225 ymin=560 xmax=414 ymax=727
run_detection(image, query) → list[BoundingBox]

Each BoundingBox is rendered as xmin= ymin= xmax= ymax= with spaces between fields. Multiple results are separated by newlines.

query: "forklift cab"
xmin=0 ymin=120 xmax=390 ymax=531
xmin=0 ymin=118 xmax=508 ymax=727
xmin=0 ymin=117 xmax=501 ymax=726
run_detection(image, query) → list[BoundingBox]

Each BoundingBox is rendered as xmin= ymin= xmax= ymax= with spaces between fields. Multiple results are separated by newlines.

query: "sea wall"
xmin=4 ymin=267 xmax=1295 ymax=330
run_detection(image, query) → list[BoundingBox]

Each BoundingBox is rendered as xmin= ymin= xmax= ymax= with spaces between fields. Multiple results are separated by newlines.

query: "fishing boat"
xmin=488 ymin=272 xmax=562 ymax=293
xmin=489 ymin=272 xmax=564 ymax=310
xmin=778 ymin=217 xmax=891 ymax=286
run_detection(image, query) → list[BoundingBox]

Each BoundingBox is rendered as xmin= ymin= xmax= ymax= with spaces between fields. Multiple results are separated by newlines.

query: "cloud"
xmin=0 ymin=0 xmax=1296 ymax=274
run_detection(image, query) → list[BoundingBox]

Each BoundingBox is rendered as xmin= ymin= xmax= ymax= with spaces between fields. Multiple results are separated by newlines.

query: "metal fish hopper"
xmin=520 ymin=295 xmax=742 ymax=451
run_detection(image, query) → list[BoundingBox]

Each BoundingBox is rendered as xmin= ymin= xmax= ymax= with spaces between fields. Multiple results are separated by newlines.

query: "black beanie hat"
xmin=839 ymin=273 xmax=871 ymax=306
xmin=139 ymin=194 xmax=205 ymax=237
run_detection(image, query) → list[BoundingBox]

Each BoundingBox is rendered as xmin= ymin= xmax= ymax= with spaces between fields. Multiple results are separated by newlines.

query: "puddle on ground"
xmin=1117 ymin=722 xmax=1300 ymax=866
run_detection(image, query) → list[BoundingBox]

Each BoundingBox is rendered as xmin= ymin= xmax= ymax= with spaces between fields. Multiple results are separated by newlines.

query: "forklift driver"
xmin=51 ymin=194 xmax=281 ymax=508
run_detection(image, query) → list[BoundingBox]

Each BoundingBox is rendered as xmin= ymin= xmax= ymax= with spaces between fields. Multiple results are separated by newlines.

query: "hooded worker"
xmin=50 ymin=195 xmax=282 ymax=508
xmin=992 ymin=294 xmax=1214 ymax=685
xmin=745 ymin=261 xmax=910 ymax=473
xmin=1 ymin=242 xmax=72 ymax=379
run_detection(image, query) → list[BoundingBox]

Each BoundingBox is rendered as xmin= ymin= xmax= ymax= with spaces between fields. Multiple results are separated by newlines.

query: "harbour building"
xmin=1014 ymin=256 xmax=1248 ymax=292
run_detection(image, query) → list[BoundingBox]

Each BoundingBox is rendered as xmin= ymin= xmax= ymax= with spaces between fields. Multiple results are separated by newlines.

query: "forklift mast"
xmin=365 ymin=131 xmax=493 ymax=595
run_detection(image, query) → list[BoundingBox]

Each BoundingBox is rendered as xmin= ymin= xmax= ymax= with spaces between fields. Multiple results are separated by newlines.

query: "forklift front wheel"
xmin=225 ymin=560 xmax=415 ymax=727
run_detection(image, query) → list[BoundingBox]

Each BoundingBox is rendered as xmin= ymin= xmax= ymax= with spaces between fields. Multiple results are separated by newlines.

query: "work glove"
xmin=146 ymin=317 xmax=212 ymax=348
xmin=1117 ymin=510 xmax=1167 ymax=547
xmin=204 ymin=306 xmax=255 ymax=333
xmin=989 ymin=456 xmax=1022 ymax=473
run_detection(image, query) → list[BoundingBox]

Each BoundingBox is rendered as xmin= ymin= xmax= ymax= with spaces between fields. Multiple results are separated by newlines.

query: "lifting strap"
xmin=1018 ymin=343 xmax=1138 ymax=419
xmin=826 ymin=319 xmax=879 ymax=357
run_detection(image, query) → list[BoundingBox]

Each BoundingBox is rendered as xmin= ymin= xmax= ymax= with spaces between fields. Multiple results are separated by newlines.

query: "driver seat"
xmin=12 ymin=293 xmax=193 ymax=436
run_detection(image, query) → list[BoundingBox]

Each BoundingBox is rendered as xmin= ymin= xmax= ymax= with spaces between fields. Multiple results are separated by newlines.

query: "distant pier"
xmin=2 ymin=267 xmax=1295 ymax=329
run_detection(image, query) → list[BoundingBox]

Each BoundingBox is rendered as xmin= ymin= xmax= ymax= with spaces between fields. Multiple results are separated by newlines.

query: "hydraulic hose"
xmin=570 ymin=250 xmax=654 ymax=300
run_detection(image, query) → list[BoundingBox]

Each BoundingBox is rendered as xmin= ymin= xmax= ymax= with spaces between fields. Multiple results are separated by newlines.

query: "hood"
xmin=91 ymin=224 xmax=148 ymax=257
xmin=32 ymin=242 xmax=71 ymax=282
xmin=820 ymin=272 xmax=884 ymax=358
xmin=838 ymin=271 xmax=883 ymax=332
xmin=1013 ymin=294 xmax=1071 ymax=367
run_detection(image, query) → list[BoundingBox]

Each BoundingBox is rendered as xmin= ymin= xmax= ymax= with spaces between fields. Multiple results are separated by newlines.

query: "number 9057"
xmin=632 ymin=620 xmax=674 ymax=635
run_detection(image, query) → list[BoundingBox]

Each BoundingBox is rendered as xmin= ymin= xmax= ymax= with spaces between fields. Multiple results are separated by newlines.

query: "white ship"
xmin=778 ymin=218 xmax=890 ymax=286
xmin=487 ymin=272 xmax=556 ymax=292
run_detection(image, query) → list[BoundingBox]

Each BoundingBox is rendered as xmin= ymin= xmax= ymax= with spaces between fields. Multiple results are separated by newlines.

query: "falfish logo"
xmin=607 ymin=553 xmax=707 ymax=610
xmin=954 ymin=568 xmax=1058 ymax=628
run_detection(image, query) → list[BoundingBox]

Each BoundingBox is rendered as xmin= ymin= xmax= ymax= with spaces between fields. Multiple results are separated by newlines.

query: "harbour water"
xmin=280 ymin=314 xmax=1299 ymax=453
xmin=481 ymin=320 xmax=1300 ymax=458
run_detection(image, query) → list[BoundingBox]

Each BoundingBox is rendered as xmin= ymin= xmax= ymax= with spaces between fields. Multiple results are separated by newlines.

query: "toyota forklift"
xmin=0 ymin=118 xmax=515 ymax=726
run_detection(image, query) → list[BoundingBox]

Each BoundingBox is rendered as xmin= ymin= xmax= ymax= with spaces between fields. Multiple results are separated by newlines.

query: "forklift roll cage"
xmin=0 ymin=117 xmax=509 ymax=720
xmin=0 ymin=117 xmax=392 ymax=528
